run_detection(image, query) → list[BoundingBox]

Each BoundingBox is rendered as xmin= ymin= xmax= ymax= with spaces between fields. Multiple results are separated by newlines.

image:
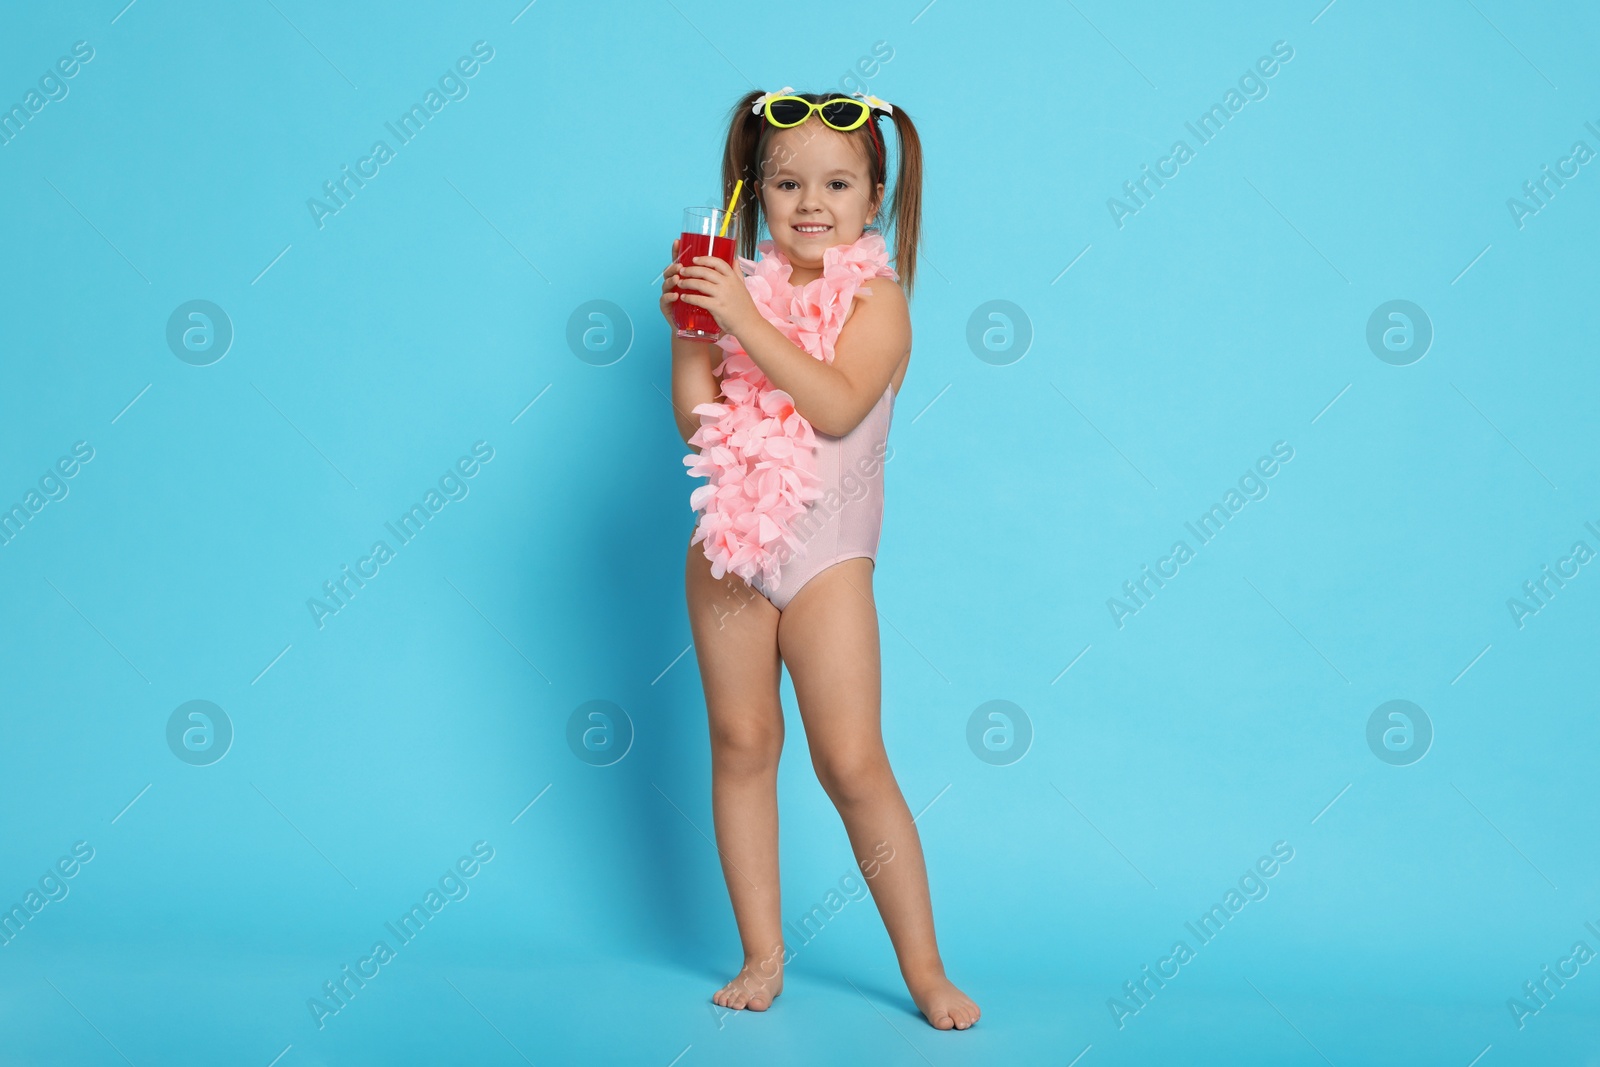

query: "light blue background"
xmin=2 ymin=1 xmax=1597 ymax=1064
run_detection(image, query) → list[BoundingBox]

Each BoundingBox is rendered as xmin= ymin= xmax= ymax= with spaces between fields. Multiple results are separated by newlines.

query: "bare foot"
xmin=712 ymin=959 xmax=783 ymax=1011
xmin=906 ymin=970 xmax=980 ymax=1030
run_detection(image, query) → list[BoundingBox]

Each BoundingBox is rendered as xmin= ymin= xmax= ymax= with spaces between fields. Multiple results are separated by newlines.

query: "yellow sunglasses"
xmin=760 ymin=94 xmax=873 ymax=132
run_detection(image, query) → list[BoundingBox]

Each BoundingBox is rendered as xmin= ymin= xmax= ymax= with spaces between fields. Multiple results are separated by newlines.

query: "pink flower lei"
xmin=683 ymin=228 xmax=898 ymax=586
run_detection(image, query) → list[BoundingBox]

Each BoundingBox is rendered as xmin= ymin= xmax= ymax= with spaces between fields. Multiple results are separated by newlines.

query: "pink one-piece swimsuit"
xmin=749 ymin=382 xmax=895 ymax=611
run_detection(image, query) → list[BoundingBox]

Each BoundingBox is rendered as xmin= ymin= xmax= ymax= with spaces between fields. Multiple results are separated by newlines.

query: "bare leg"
xmin=777 ymin=558 xmax=980 ymax=1030
xmin=685 ymin=540 xmax=787 ymax=1010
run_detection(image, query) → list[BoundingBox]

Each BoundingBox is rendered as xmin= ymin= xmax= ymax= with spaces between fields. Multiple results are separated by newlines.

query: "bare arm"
xmin=670 ymin=336 xmax=720 ymax=447
xmin=729 ymin=279 xmax=911 ymax=437
xmin=661 ymin=237 xmax=720 ymax=449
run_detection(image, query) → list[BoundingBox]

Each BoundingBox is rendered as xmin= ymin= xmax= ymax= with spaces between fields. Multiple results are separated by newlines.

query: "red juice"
xmin=674 ymin=231 xmax=736 ymax=339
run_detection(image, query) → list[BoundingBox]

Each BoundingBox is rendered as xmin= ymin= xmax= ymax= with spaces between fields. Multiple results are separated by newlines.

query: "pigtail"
xmin=882 ymin=106 xmax=923 ymax=299
xmin=722 ymin=91 xmax=768 ymax=263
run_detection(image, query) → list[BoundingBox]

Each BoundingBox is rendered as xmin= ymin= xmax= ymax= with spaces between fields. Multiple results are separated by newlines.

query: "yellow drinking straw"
xmin=718 ymin=180 xmax=743 ymax=238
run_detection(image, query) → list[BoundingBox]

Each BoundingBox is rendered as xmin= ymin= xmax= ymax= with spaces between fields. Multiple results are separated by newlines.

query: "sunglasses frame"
xmin=761 ymin=94 xmax=873 ymax=132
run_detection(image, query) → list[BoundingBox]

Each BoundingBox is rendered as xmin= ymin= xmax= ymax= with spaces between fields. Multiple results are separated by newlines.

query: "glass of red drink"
xmin=674 ymin=206 xmax=738 ymax=342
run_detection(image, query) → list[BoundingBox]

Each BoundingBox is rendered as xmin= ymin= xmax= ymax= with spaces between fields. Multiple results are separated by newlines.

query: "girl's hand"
xmin=659 ymin=237 xmax=686 ymax=330
xmin=676 ymin=255 xmax=760 ymax=339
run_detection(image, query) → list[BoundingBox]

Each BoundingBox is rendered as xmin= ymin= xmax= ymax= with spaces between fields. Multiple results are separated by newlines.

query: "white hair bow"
xmin=751 ymin=86 xmax=795 ymax=114
xmin=851 ymin=91 xmax=894 ymax=115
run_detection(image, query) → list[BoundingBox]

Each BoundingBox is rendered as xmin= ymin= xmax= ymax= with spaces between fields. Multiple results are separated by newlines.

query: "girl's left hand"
xmin=675 ymin=256 xmax=759 ymax=338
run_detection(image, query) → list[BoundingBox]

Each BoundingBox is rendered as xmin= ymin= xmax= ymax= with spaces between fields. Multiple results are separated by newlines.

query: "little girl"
xmin=660 ymin=87 xmax=979 ymax=1032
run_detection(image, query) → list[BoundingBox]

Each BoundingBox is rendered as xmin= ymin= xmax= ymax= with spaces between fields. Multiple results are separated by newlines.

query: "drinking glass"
xmin=674 ymin=206 xmax=738 ymax=342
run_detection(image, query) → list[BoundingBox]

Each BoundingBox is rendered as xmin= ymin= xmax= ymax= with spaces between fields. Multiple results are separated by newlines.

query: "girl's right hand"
xmin=660 ymin=238 xmax=683 ymax=330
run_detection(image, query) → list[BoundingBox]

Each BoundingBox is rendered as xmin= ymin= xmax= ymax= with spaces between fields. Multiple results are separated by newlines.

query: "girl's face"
xmin=756 ymin=123 xmax=884 ymax=272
